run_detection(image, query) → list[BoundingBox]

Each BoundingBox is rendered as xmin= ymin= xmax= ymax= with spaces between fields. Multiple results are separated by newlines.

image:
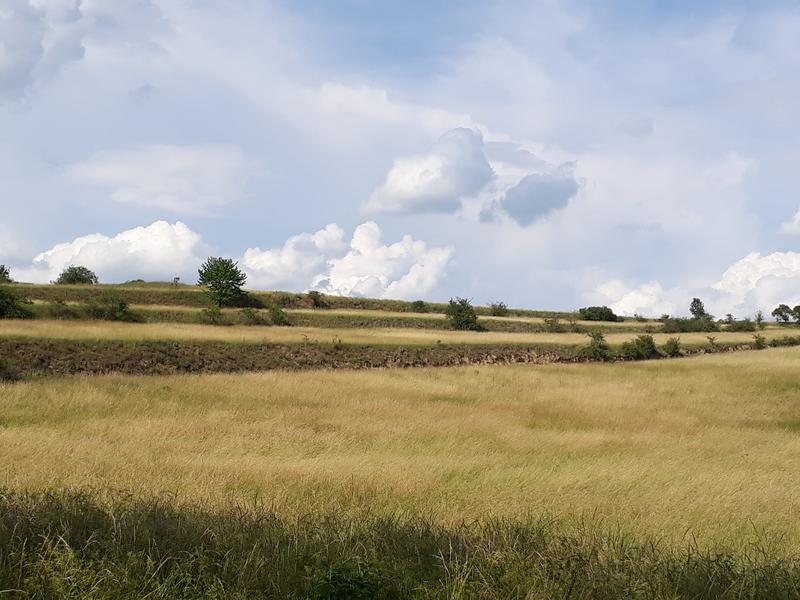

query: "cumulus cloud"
xmin=364 ymin=127 xmax=494 ymax=214
xmin=711 ymin=251 xmax=800 ymax=315
xmin=14 ymin=220 xmax=205 ymax=283
xmin=594 ymin=280 xmax=678 ymax=317
xmin=242 ymin=221 xmax=452 ymax=299
xmin=313 ymin=221 xmax=452 ymax=299
xmin=66 ymin=144 xmax=254 ymax=214
xmin=240 ymin=224 xmax=346 ymax=290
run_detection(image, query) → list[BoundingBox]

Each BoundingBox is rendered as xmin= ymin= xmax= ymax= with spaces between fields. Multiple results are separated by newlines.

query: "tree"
xmin=0 ymin=287 xmax=33 ymax=319
xmin=793 ymin=305 xmax=800 ymax=324
xmin=755 ymin=310 xmax=766 ymax=330
xmin=0 ymin=265 xmax=11 ymax=283
xmin=578 ymin=306 xmax=619 ymax=322
xmin=773 ymin=304 xmax=793 ymax=324
xmin=197 ymin=257 xmax=247 ymax=308
xmin=55 ymin=265 xmax=98 ymax=285
xmin=488 ymin=301 xmax=509 ymax=317
xmin=445 ymin=297 xmax=481 ymax=331
xmin=689 ymin=297 xmax=709 ymax=320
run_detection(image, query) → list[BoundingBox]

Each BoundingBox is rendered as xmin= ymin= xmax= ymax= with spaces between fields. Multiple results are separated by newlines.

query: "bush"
xmin=201 ymin=306 xmax=224 ymax=325
xmin=707 ymin=336 xmax=718 ymax=352
xmin=43 ymin=299 xmax=80 ymax=320
xmin=307 ymin=290 xmax=329 ymax=309
xmin=621 ymin=335 xmax=660 ymax=360
xmin=488 ymin=301 xmax=509 ymax=317
xmin=308 ymin=558 xmax=393 ymax=600
xmin=55 ymin=265 xmax=98 ymax=285
xmin=239 ymin=307 xmax=266 ymax=325
xmin=0 ymin=287 xmax=33 ymax=319
xmin=578 ymin=306 xmax=620 ymax=322
xmin=543 ymin=317 xmax=565 ymax=333
xmin=268 ymin=305 xmax=291 ymax=326
xmin=445 ymin=297 xmax=481 ymax=331
xmin=726 ymin=318 xmax=756 ymax=332
xmin=661 ymin=337 xmax=682 ymax=357
xmin=661 ymin=317 xmax=718 ymax=333
xmin=0 ymin=358 xmax=18 ymax=381
xmin=410 ymin=300 xmax=428 ymax=313
xmin=581 ymin=331 xmax=610 ymax=360
xmin=752 ymin=334 xmax=767 ymax=350
xmin=86 ymin=294 xmax=137 ymax=322
xmin=0 ymin=264 xmax=12 ymax=283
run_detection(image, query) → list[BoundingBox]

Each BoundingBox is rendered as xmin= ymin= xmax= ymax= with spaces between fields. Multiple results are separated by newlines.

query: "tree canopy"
xmin=197 ymin=257 xmax=248 ymax=307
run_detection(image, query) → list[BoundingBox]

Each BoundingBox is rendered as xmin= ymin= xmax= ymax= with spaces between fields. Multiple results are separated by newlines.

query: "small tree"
xmin=581 ymin=331 xmax=610 ymax=360
xmin=755 ymin=310 xmax=765 ymax=330
xmin=578 ymin=306 xmax=620 ymax=322
xmin=197 ymin=257 xmax=247 ymax=308
xmin=772 ymin=304 xmax=793 ymax=324
xmin=0 ymin=265 xmax=12 ymax=283
xmin=410 ymin=300 xmax=427 ymax=313
xmin=689 ymin=297 xmax=709 ymax=320
xmin=56 ymin=265 xmax=98 ymax=285
xmin=307 ymin=290 xmax=329 ymax=309
xmin=445 ymin=297 xmax=481 ymax=331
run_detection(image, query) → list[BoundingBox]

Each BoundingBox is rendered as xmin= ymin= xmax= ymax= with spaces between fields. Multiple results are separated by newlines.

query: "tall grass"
xmin=1 ymin=489 xmax=799 ymax=599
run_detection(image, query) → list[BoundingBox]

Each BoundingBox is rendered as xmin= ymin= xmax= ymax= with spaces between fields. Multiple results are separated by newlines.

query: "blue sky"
xmin=2 ymin=0 xmax=800 ymax=316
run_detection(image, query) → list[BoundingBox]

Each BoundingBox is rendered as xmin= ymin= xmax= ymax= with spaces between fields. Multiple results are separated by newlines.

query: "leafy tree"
xmin=197 ymin=257 xmax=247 ymax=308
xmin=578 ymin=306 xmax=620 ymax=322
xmin=307 ymin=290 xmax=329 ymax=309
xmin=0 ymin=265 xmax=12 ymax=283
xmin=445 ymin=297 xmax=481 ymax=331
xmin=793 ymin=305 xmax=800 ymax=324
xmin=55 ymin=265 xmax=98 ymax=285
xmin=772 ymin=304 xmax=793 ymax=324
xmin=689 ymin=297 xmax=709 ymax=320
xmin=0 ymin=287 xmax=33 ymax=319
xmin=755 ymin=310 xmax=766 ymax=330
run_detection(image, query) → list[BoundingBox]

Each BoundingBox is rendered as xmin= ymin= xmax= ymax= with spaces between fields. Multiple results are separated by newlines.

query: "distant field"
xmin=2 ymin=348 xmax=799 ymax=545
xmin=0 ymin=318 xmax=783 ymax=347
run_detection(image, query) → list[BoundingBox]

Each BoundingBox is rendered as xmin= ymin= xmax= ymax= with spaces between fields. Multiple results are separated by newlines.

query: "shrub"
xmin=726 ymin=318 xmax=756 ymax=332
xmin=581 ymin=331 xmax=610 ymax=360
xmin=239 ymin=307 xmax=266 ymax=325
xmin=410 ymin=300 xmax=428 ymax=313
xmin=707 ymin=336 xmax=718 ymax=352
xmin=488 ymin=301 xmax=509 ymax=317
xmin=86 ymin=294 xmax=137 ymax=322
xmin=662 ymin=317 xmax=718 ymax=333
xmin=0 ymin=287 xmax=33 ymax=319
xmin=44 ymin=299 xmax=80 ymax=320
xmin=755 ymin=310 xmax=766 ymax=330
xmin=445 ymin=297 xmax=481 ymax=331
xmin=0 ymin=358 xmax=18 ymax=382
xmin=0 ymin=264 xmax=12 ymax=283
xmin=752 ymin=334 xmax=767 ymax=350
xmin=621 ymin=335 xmax=660 ymax=360
xmin=307 ymin=290 xmax=330 ymax=309
xmin=308 ymin=558 xmax=393 ymax=600
xmin=578 ymin=306 xmax=620 ymax=322
xmin=55 ymin=265 xmax=98 ymax=285
xmin=198 ymin=257 xmax=248 ymax=308
xmin=268 ymin=304 xmax=291 ymax=326
xmin=201 ymin=306 xmax=224 ymax=325
xmin=661 ymin=337 xmax=682 ymax=357
xmin=543 ymin=317 xmax=565 ymax=333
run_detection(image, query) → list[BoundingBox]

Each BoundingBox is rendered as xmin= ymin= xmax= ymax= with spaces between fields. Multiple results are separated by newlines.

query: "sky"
xmin=2 ymin=0 xmax=800 ymax=317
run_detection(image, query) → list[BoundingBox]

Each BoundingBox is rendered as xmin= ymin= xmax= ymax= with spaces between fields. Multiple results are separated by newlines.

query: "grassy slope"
xmin=2 ymin=348 xmax=800 ymax=546
xmin=0 ymin=318 xmax=780 ymax=347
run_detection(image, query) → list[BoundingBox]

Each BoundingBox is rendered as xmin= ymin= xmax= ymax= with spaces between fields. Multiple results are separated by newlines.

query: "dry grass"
xmin=0 ymin=318 xmax=786 ymax=347
xmin=2 ymin=347 xmax=800 ymax=547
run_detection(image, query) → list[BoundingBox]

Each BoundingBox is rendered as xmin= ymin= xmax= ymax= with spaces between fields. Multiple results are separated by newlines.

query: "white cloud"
xmin=594 ymin=280 xmax=678 ymax=317
xmin=240 ymin=224 xmax=346 ymax=291
xmin=313 ymin=221 xmax=452 ymax=299
xmin=364 ymin=128 xmax=494 ymax=214
xmin=242 ymin=221 xmax=452 ymax=299
xmin=66 ymin=144 xmax=254 ymax=214
xmin=779 ymin=209 xmax=800 ymax=235
xmin=14 ymin=220 xmax=204 ymax=283
xmin=711 ymin=251 xmax=800 ymax=315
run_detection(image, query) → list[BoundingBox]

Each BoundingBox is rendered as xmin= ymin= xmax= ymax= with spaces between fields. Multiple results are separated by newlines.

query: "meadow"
xmin=2 ymin=283 xmax=800 ymax=597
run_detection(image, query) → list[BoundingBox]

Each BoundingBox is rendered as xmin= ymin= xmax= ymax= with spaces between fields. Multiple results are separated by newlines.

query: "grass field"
xmin=0 ymin=318 xmax=783 ymax=347
xmin=3 ymin=348 xmax=799 ymax=545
